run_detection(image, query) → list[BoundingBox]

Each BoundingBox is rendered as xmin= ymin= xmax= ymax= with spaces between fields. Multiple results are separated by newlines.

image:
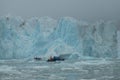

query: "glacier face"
xmin=0 ymin=16 xmax=118 ymax=59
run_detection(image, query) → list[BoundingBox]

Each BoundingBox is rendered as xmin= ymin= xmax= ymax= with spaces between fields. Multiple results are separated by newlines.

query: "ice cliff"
xmin=0 ymin=16 xmax=119 ymax=59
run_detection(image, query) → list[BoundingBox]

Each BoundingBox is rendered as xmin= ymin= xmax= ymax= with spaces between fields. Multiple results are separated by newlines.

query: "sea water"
xmin=0 ymin=59 xmax=120 ymax=80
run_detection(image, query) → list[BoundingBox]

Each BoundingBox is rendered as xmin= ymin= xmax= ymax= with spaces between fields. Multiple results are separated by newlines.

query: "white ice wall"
xmin=117 ymin=31 xmax=120 ymax=58
xmin=0 ymin=16 xmax=118 ymax=59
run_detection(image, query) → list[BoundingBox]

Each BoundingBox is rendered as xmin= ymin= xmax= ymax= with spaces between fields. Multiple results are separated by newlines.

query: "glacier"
xmin=0 ymin=16 xmax=119 ymax=59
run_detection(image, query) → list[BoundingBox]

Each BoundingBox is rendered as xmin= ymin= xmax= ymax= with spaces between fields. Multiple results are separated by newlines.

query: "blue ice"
xmin=0 ymin=16 xmax=118 ymax=59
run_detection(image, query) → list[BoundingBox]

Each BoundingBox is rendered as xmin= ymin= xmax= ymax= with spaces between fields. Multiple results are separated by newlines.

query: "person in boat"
xmin=47 ymin=56 xmax=64 ymax=62
xmin=47 ymin=56 xmax=53 ymax=61
xmin=34 ymin=56 xmax=42 ymax=60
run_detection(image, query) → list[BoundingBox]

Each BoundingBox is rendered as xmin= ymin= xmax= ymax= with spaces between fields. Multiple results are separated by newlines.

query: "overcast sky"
xmin=0 ymin=0 xmax=120 ymax=22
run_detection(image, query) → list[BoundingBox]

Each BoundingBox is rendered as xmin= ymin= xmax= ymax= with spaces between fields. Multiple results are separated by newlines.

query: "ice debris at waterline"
xmin=0 ymin=16 xmax=119 ymax=59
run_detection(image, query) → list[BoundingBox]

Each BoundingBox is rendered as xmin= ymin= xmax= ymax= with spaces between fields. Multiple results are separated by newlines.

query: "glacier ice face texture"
xmin=0 ymin=16 xmax=118 ymax=59
xmin=118 ymin=31 xmax=120 ymax=58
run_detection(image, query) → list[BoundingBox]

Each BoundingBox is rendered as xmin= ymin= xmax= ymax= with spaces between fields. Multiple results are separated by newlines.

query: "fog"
xmin=0 ymin=0 xmax=120 ymax=22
